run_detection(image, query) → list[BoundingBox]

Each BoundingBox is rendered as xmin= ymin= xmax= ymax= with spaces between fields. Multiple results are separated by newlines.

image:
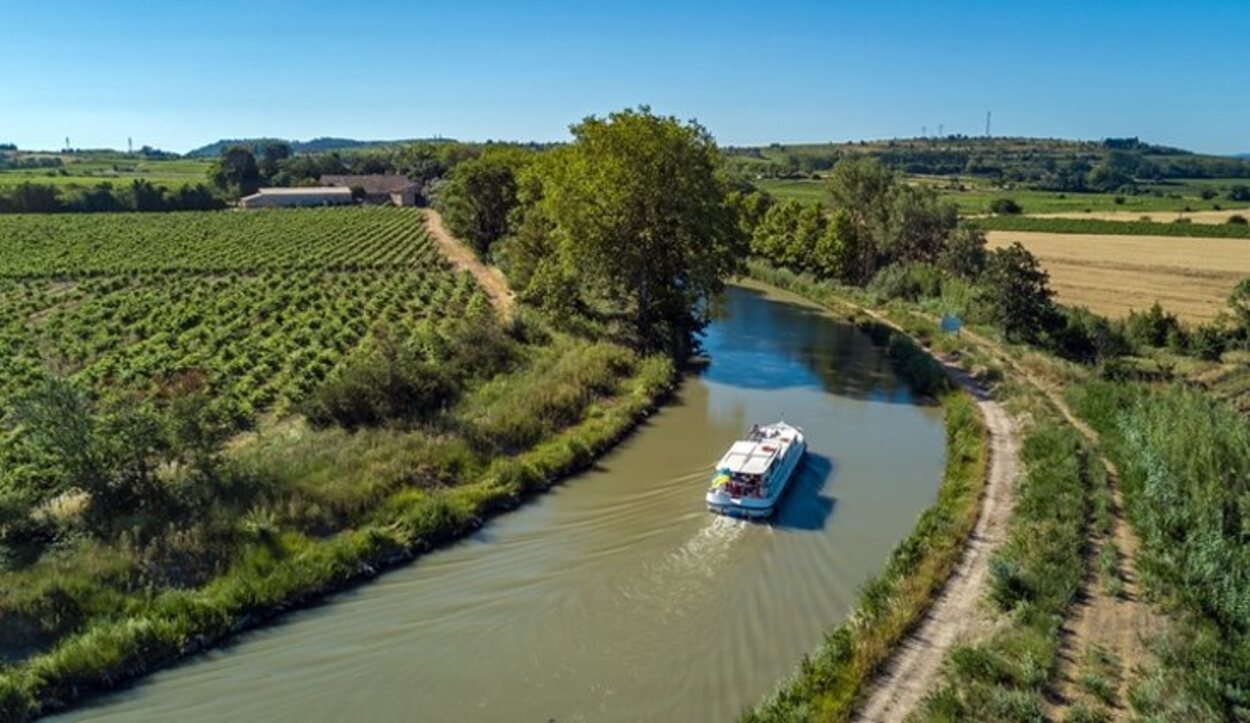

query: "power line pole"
xmin=985 ymin=111 xmax=992 ymax=138
xmin=128 ymin=137 xmax=133 ymax=154
xmin=938 ymin=123 xmax=944 ymax=138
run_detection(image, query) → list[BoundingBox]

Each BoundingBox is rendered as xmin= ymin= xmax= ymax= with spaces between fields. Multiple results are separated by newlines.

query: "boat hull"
xmin=706 ymin=432 xmax=806 ymax=520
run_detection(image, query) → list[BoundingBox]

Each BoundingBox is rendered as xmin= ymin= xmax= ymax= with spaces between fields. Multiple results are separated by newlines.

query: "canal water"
xmin=64 ymin=281 xmax=946 ymax=722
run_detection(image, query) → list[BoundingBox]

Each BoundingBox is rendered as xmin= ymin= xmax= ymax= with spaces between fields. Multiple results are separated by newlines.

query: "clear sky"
xmin=3 ymin=0 xmax=1247 ymax=154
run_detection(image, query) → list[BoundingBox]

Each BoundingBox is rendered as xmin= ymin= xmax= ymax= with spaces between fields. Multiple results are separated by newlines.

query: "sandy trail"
xmin=423 ymin=208 xmax=515 ymax=318
xmin=853 ymin=361 xmax=1020 ymax=722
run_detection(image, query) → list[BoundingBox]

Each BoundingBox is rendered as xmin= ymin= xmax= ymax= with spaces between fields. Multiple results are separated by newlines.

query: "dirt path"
xmin=854 ymin=361 xmax=1020 ymax=723
xmin=955 ymin=328 xmax=1160 ymax=720
xmin=423 ymin=209 xmax=515 ymax=318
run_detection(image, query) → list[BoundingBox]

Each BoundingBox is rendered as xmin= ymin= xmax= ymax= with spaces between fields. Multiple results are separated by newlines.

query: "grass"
xmin=0 ymin=156 xmax=212 ymax=190
xmin=1067 ymin=382 xmax=1250 ymax=720
xmin=976 ymin=215 xmax=1250 ymax=238
xmin=748 ymin=176 xmax=1250 ymax=216
xmin=741 ymin=265 xmax=989 ymax=723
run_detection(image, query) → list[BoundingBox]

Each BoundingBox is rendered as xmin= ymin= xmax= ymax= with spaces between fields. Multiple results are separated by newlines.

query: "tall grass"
xmin=1069 ymin=381 xmax=1250 ymax=720
xmin=0 ymin=343 xmax=675 ymax=721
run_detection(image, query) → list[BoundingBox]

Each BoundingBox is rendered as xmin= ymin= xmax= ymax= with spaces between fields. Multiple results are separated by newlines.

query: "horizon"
xmin=4 ymin=1 xmax=1248 ymax=155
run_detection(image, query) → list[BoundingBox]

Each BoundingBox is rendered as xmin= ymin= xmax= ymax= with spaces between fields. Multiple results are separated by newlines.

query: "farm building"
xmin=320 ymin=174 xmax=420 ymax=206
xmin=239 ymin=187 xmax=353 ymax=209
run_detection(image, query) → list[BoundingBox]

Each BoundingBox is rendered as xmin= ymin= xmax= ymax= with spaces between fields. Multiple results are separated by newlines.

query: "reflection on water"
xmin=63 ymin=281 xmax=946 ymax=723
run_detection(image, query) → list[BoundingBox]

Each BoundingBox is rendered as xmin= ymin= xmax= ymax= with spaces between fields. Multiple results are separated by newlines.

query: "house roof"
xmin=320 ymin=174 xmax=416 ymax=194
xmin=240 ymin=187 xmax=353 ymax=202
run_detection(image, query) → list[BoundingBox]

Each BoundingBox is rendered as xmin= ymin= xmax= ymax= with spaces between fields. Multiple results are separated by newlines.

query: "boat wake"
xmin=617 ymin=515 xmax=751 ymax=619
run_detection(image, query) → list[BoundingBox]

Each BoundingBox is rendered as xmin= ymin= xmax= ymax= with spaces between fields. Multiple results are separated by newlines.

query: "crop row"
xmin=0 ymin=206 xmax=439 ymax=276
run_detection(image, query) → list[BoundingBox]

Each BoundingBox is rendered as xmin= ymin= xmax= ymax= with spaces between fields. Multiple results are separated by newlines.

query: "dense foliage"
xmin=498 ymin=108 xmax=746 ymax=357
xmin=1071 ymin=383 xmax=1250 ymax=720
xmin=0 ymin=180 xmax=223 ymax=214
xmin=976 ymin=214 xmax=1250 ymax=239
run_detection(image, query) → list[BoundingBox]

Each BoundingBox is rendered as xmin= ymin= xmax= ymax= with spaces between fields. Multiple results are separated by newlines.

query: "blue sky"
xmin=3 ymin=0 xmax=1247 ymax=154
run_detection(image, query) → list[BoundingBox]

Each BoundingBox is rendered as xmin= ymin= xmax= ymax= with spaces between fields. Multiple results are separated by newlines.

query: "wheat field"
xmin=986 ymin=230 xmax=1250 ymax=321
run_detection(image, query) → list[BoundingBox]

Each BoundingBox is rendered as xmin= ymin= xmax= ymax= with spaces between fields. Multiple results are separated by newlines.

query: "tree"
xmin=1228 ymin=278 xmax=1250 ymax=331
xmin=1228 ymin=185 xmax=1250 ymax=203
xmin=938 ymin=224 xmax=988 ymax=279
xmin=989 ymin=197 xmax=1023 ymax=215
xmin=209 ymin=146 xmax=260 ymax=196
xmin=979 ymin=242 xmax=1056 ymax=342
xmin=884 ymin=184 xmax=958 ymax=263
xmin=534 ymin=108 xmax=745 ymax=357
xmin=258 ymin=141 xmax=292 ymax=181
xmin=435 ymin=149 xmax=528 ymax=257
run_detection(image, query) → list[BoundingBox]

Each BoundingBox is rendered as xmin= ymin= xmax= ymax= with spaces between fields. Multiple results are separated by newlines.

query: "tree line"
xmin=0 ymin=180 xmax=224 ymax=214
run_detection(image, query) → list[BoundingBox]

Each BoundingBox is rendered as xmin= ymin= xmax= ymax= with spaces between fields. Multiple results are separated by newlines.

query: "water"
xmin=63 ymin=281 xmax=946 ymax=722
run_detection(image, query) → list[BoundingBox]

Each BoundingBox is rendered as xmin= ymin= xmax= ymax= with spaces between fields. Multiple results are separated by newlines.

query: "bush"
xmin=989 ymin=197 xmax=1023 ymax=215
xmin=303 ymin=346 xmax=457 ymax=429
xmin=1123 ymin=302 xmax=1183 ymax=350
xmin=1228 ymin=214 xmax=1248 ymax=226
xmin=867 ymin=262 xmax=943 ymax=302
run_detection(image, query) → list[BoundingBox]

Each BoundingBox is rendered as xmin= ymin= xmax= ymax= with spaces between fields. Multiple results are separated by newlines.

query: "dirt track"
xmin=423 ymin=209 xmax=515 ymax=318
xmin=853 ymin=361 xmax=1020 ymax=722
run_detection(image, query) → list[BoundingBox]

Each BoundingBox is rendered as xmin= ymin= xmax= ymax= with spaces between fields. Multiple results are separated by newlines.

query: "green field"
xmin=0 ymin=208 xmax=461 ymax=421
xmin=0 ymin=154 xmax=212 ymax=189
xmin=976 ymin=214 xmax=1250 ymax=238
xmin=750 ymin=175 xmax=1247 ymax=216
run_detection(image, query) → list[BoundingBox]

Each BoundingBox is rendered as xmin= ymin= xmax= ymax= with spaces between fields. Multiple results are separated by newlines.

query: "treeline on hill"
xmin=0 ymin=180 xmax=224 ymax=214
xmin=726 ymin=137 xmax=1250 ymax=192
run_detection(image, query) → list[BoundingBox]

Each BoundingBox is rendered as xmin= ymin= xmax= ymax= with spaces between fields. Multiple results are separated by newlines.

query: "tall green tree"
xmin=979 ymin=242 xmax=1056 ymax=342
xmin=209 ymin=146 xmax=260 ymax=196
xmin=435 ymin=149 xmax=529 ymax=257
xmin=535 ymin=108 xmax=745 ymax=356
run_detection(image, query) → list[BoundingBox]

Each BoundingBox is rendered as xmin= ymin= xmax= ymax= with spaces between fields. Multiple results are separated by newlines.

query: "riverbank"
xmin=743 ymin=264 xmax=997 ymax=722
xmin=0 ymin=347 xmax=675 ymax=721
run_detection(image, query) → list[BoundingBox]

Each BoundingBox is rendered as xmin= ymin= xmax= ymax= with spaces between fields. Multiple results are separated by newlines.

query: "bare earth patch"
xmin=423 ymin=208 xmax=515 ymax=318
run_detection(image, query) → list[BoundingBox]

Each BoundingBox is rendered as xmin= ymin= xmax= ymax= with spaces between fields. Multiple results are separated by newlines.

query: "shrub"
xmin=303 ymin=346 xmax=457 ymax=429
xmin=989 ymin=197 xmax=1023 ymax=215
xmin=867 ymin=262 xmax=943 ymax=302
xmin=1123 ymin=302 xmax=1183 ymax=350
xmin=1228 ymin=214 xmax=1248 ymax=226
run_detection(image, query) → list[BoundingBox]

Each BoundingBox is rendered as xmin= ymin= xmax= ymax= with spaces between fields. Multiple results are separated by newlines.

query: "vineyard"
xmin=0 ymin=207 xmax=473 ymax=423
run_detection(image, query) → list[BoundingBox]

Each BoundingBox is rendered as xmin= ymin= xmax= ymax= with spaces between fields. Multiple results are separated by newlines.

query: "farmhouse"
xmin=239 ymin=187 xmax=353 ymax=209
xmin=320 ymin=174 xmax=420 ymax=207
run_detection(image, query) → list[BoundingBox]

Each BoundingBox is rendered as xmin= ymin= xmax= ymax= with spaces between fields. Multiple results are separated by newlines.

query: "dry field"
xmin=1031 ymin=207 xmax=1250 ymax=225
xmin=986 ymin=230 xmax=1250 ymax=321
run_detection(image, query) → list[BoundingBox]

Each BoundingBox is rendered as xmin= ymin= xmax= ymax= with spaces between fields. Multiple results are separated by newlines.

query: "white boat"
xmin=706 ymin=421 xmax=807 ymax=519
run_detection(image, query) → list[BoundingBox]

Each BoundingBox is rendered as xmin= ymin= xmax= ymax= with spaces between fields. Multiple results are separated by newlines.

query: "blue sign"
xmin=940 ymin=314 xmax=963 ymax=335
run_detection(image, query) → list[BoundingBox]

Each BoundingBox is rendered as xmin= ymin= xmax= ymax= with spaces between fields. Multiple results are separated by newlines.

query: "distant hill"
xmin=186 ymin=136 xmax=455 ymax=158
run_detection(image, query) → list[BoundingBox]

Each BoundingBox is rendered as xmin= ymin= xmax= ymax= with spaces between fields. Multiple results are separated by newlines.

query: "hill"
xmin=186 ymin=136 xmax=455 ymax=158
xmin=726 ymin=136 xmax=1250 ymax=184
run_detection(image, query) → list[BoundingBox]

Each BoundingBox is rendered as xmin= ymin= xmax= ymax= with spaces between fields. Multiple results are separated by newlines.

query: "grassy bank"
xmin=0 ymin=340 xmax=675 ymax=721
xmin=742 ymin=266 xmax=990 ymax=722
xmin=1069 ymin=382 xmax=1250 ymax=721
xmin=976 ymin=215 xmax=1250 ymax=238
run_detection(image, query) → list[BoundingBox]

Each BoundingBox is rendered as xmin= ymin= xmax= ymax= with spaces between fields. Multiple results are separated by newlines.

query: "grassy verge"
xmin=742 ymin=265 xmax=990 ymax=722
xmin=0 ymin=347 xmax=675 ymax=721
xmin=914 ymin=420 xmax=1099 ymax=722
xmin=1068 ymin=381 xmax=1250 ymax=721
xmin=976 ymin=215 xmax=1250 ymax=238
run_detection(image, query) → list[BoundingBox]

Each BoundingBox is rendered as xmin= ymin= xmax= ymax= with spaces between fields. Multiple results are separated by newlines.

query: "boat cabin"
xmin=714 ymin=439 xmax=783 ymax=497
